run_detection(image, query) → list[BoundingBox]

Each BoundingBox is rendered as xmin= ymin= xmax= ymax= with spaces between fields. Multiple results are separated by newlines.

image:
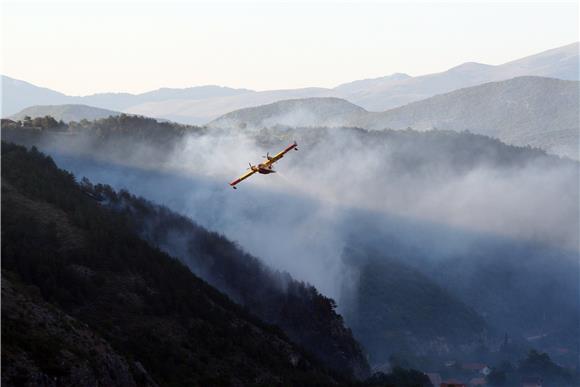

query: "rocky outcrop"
xmin=1 ymin=274 xmax=158 ymax=387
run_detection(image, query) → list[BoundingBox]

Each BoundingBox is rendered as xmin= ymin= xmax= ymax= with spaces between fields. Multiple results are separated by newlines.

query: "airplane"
xmin=229 ymin=141 xmax=298 ymax=189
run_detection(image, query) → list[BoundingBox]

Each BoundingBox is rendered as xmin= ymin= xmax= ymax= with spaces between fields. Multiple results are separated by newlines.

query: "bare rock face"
xmin=1 ymin=275 xmax=158 ymax=387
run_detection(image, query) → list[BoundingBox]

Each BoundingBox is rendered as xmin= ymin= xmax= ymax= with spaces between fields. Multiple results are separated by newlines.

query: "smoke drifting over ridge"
xmin=172 ymin=128 xmax=579 ymax=250
xmin=4 ymin=113 xmax=577 ymax=364
xmin=39 ymin=125 xmax=579 ymax=301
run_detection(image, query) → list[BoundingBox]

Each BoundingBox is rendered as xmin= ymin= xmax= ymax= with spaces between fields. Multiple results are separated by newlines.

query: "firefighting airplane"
xmin=229 ymin=141 xmax=298 ymax=189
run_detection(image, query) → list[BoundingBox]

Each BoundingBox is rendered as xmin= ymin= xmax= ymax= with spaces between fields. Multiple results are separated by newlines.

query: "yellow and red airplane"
xmin=229 ymin=141 xmax=298 ymax=189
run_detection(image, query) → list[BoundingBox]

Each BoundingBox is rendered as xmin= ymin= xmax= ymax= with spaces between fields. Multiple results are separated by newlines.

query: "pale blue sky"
xmin=1 ymin=0 xmax=578 ymax=95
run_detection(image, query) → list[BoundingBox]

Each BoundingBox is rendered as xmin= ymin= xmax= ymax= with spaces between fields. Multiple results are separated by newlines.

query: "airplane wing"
xmin=264 ymin=141 xmax=298 ymax=167
xmin=229 ymin=169 xmax=257 ymax=188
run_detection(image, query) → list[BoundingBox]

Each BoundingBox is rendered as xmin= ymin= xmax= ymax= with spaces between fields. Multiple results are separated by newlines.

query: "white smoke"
xmin=47 ymin=125 xmax=579 ymax=301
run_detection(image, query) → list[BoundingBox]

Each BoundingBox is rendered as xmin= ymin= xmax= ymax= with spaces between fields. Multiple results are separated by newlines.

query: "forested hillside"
xmin=362 ymin=77 xmax=580 ymax=159
xmin=2 ymin=115 xmax=578 ymax=372
xmin=1 ymin=142 xmax=347 ymax=386
xmin=340 ymin=249 xmax=487 ymax=362
xmin=1 ymin=114 xmax=203 ymax=166
xmin=1 ymin=114 xmax=564 ymax=174
xmin=80 ymin=182 xmax=370 ymax=378
xmin=50 ymin=163 xmax=498 ymax=369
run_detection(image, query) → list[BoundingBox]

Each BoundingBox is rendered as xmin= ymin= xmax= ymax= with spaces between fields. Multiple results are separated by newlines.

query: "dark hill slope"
xmin=3 ymin=117 xmax=577 ymax=368
xmin=340 ymin=250 xmax=487 ymax=363
xmin=0 ymin=116 xmax=371 ymax=378
xmin=0 ymin=142 xmax=343 ymax=386
xmin=2 ymin=273 xmax=159 ymax=387
xmin=82 ymin=183 xmax=370 ymax=379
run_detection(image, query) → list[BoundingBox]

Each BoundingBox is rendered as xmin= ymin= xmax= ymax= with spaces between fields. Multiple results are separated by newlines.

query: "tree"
xmin=518 ymin=350 xmax=577 ymax=386
xmin=486 ymin=369 xmax=506 ymax=386
xmin=365 ymin=367 xmax=433 ymax=387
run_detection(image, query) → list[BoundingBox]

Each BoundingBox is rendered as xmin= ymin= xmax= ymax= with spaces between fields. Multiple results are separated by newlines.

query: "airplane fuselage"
xmin=253 ymin=163 xmax=276 ymax=174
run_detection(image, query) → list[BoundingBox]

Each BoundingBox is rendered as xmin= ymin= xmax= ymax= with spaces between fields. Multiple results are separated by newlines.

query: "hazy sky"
xmin=1 ymin=0 xmax=578 ymax=95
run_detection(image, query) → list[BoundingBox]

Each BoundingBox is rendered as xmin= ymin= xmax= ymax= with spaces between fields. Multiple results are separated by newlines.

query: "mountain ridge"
xmin=9 ymin=104 xmax=122 ymax=123
xmin=210 ymin=76 xmax=580 ymax=159
xmin=2 ymin=42 xmax=577 ymax=122
xmin=337 ymin=42 xmax=578 ymax=111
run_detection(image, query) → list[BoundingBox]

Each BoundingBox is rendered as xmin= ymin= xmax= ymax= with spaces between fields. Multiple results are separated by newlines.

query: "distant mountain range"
xmin=1 ymin=77 xmax=253 ymax=121
xmin=210 ymin=76 xmax=580 ymax=159
xmin=336 ymin=42 xmax=579 ymax=111
xmin=124 ymin=87 xmax=338 ymax=124
xmin=2 ymin=42 xmax=578 ymax=123
xmin=6 ymin=75 xmax=579 ymax=159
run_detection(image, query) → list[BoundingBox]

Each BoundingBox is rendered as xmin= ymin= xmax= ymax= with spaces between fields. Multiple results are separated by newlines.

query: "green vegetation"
xmin=1 ymin=141 xmax=344 ymax=386
xmin=2 ymin=115 xmax=65 ymax=130
xmin=1 ymin=114 xmax=204 ymax=167
xmin=254 ymin=125 xmax=564 ymax=176
xmin=66 ymin=113 xmax=203 ymax=144
xmin=486 ymin=350 xmax=579 ymax=386
xmin=2 ymin=113 xmax=567 ymax=175
xmin=2 ymin=114 xmax=577 ymax=373
xmin=83 ymin=182 xmax=370 ymax=378
xmin=361 ymin=367 xmax=433 ymax=387
xmin=2 ymin=272 xmax=148 ymax=386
